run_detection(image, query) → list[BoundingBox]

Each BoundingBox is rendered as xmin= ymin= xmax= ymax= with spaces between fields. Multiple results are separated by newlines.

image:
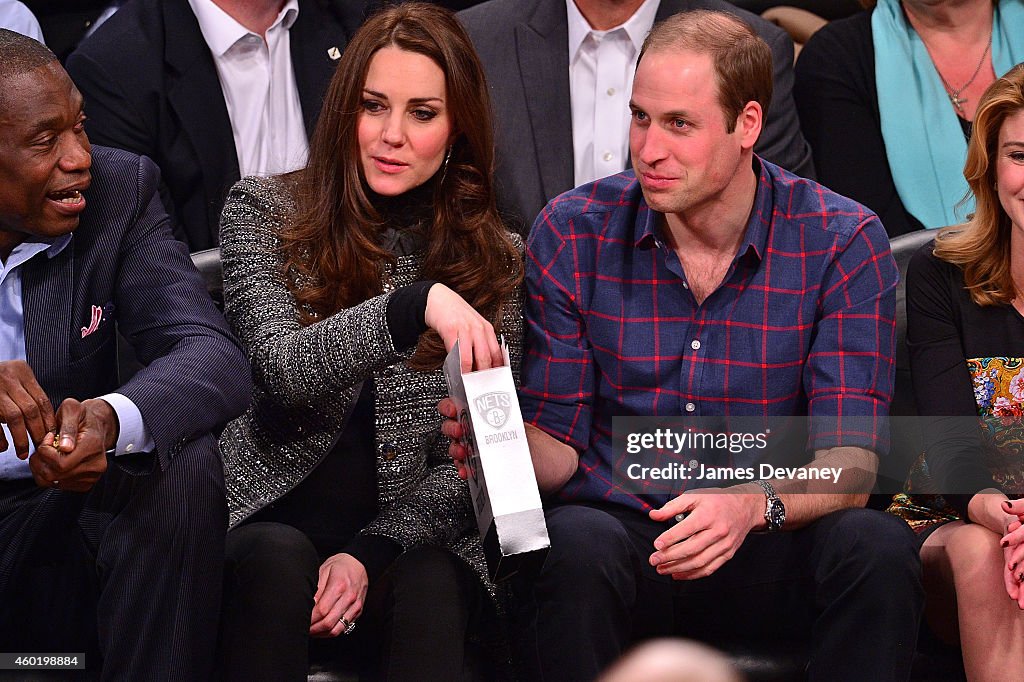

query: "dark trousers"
xmin=221 ymin=522 xmax=490 ymax=682
xmin=513 ymin=504 xmax=924 ymax=682
xmin=0 ymin=435 xmax=226 ymax=681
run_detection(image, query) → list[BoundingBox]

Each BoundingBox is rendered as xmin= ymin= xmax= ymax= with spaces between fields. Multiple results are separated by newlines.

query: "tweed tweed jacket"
xmin=218 ymin=175 xmax=524 ymax=585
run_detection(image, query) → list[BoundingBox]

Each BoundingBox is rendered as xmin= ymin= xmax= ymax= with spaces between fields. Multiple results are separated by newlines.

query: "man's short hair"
xmin=637 ymin=10 xmax=773 ymax=133
xmin=0 ymin=28 xmax=58 ymax=110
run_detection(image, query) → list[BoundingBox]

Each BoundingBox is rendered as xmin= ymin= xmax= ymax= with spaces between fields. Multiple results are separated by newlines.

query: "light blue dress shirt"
xmin=0 ymin=0 xmax=45 ymax=43
xmin=0 ymin=236 xmax=154 ymax=480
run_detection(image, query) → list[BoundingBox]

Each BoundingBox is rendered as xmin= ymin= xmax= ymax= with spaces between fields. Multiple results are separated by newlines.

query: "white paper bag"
xmin=444 ymin=339 xmax=550 ymax=582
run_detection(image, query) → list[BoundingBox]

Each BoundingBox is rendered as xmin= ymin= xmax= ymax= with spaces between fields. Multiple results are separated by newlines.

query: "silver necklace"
xmin=931 ymin=34 xmax=991 ymax=114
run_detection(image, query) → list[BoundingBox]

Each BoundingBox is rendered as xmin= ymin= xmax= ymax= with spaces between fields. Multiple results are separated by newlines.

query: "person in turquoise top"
xmin=796 ymin=0 xmax=1024 ymax=235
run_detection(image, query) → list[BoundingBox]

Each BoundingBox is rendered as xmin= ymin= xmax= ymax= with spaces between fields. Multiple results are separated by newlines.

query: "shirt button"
xmin=606 ymin=87 xmax=615 ymax=96
xmin=125 ymin=443 xmax=134 ymax=453
xmin=685 ymin=402 xmax=696 ymax=412
xmin=602 ymin=151 xmax=613 ymax=162
xmin=690 ymin=339 xmax=701 ymax=351
xmin=682 ymin=281 xmax=689 ymax=289
xmin=380 ymin=442 xmax=398 ymax=461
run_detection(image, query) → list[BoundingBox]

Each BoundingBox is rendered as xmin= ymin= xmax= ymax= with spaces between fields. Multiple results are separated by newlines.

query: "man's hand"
xmin=29 ymin=398 xmax=118 ymax=493
xmin=437 ymin=398 xmax=579 ymax=493
xmin=309 ymin=553 xmax=368 ymax=638
xmin=0 ymin=359 xmax=56 ymax=458
xmin=438 ymin=397 xmax=472 ymax=479
xmin=647 ymin=486 xmax=763 ymax=580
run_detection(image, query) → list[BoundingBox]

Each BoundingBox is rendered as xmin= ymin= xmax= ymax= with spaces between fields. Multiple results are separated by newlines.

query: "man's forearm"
xmin=766 ymin=446 xmax=879 ymax=530
xmin=525 ymin=423 xmax=579 ymax=494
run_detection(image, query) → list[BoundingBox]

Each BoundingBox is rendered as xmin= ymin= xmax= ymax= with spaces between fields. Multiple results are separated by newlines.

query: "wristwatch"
xmin=755 ymin=480 xmax=785 ymax=532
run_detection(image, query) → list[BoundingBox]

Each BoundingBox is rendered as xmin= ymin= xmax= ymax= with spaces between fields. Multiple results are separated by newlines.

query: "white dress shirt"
xmin=566 ymin=0 xmax=659 ymax=187
xmin=0 ymin=237 xmax=153 ymax=480
xmin=0 ymin=0 xmax=44 ymax=43
xmin=188 ymin=0 xmax=308 ymax=177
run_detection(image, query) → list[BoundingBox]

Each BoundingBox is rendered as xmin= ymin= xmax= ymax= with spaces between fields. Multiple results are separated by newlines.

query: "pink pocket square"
xmin=81 ymin=304 xmax=103 ymax=338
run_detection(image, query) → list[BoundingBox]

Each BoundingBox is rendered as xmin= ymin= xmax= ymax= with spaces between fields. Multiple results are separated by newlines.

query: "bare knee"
xmin=945 ymin=523 xmax=1003 ymax=579
xmin=943 ymin=523 xmax=1007 ymax=606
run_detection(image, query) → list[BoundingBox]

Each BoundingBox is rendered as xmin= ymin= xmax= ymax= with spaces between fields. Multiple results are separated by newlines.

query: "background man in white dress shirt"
xmin=0 ymin=0 xmax=43 ymax=42
xmin=65 ymin=0 xmax=360 ymax=251
xmin=458 ymin=0 xmax=814 ymax=234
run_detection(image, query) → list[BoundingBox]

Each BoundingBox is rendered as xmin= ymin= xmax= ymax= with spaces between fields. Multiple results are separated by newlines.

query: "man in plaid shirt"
xmin=442 ymin=9 xmax=924 ymax=682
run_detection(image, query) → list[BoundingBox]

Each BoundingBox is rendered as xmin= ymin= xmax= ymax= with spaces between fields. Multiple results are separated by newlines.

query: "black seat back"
xmin=190 ymin=247 xmax=224 ymax=309
xmin=879 ymin=229 xmax=936 ymax=497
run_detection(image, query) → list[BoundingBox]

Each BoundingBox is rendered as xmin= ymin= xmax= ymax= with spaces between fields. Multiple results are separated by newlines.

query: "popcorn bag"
xmin=444 ymin=339 xmax=550 ymax=582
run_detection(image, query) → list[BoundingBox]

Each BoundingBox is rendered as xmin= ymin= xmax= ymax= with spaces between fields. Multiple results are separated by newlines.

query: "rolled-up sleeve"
xmin=519 ymin=203 xmax=595 ymax=451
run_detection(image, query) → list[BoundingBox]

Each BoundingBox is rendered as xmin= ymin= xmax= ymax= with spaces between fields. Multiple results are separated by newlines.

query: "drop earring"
xmin=440 ymin=146 xmax=453 ymax=184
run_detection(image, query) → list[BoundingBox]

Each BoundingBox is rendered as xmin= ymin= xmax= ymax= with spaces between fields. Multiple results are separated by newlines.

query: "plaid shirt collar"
xmin=632 ymin=156 xmax=771 ymax=266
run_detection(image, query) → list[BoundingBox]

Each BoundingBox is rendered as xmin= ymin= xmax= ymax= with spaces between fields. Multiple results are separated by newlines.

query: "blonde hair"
xmin=933 ymin=63 xmax=1024 ymax=306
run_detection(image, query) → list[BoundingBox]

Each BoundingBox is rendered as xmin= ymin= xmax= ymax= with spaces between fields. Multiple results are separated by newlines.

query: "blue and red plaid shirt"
xmin=520 ymin=157 xmax=898 ymax=511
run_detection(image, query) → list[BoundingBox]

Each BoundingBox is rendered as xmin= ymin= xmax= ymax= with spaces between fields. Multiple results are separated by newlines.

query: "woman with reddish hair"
xmin=893 ymin=64 xmax=1024 ymax=681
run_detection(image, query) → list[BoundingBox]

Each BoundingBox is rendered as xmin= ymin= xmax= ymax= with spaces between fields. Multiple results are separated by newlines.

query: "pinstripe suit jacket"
xmin=23 ymin=145 xmax=251 ymax=471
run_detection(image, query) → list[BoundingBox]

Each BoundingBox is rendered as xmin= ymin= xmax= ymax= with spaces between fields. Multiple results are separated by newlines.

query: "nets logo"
xmin=474 ymin=391 xmax=512 ymax=429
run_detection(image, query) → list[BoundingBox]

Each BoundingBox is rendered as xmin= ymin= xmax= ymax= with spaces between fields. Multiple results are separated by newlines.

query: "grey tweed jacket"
xmin=218 ymin=175 xmax=524 ymax=586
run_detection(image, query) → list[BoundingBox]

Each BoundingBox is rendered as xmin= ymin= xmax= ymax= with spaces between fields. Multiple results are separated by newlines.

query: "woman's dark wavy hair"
xmin=279 ymin=2 xmax=521 ymax=370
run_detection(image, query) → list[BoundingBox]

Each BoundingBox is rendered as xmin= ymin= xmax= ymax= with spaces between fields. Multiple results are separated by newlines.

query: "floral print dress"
xmin=890 ymin=358 xmax=1024 ymax=533
xmin=889 ymin=245 xmax=1024 ymax=534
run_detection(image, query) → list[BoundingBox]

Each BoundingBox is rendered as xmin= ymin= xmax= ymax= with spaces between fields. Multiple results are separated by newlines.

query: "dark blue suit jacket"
xmin=65 ymin=0 xmax=356 ymax=251
xmin=22 ymin=145 xmax=251 ymax=471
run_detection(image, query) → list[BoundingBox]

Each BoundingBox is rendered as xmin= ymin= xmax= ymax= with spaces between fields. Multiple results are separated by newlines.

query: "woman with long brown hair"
xmin=891 ymin=64 xmax=1024 ymax=681
xmin=215 ymin=4 xmax=522 ymax=679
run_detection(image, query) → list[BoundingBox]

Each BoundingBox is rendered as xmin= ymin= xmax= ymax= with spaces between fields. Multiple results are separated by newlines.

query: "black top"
xmin=906 ymin=243 xmax=1024 ymax=515
xmin=956 ymin=115 xmax=973 ymax=142
xmin=794 ymin=10 xmax=924 ymax=237
xmin=321 ymin=196 xmax=436 ymax=579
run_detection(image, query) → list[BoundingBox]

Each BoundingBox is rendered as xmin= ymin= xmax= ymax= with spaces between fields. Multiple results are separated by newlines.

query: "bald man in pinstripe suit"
xmin=0 ymin=30 xmax=251 ymax=680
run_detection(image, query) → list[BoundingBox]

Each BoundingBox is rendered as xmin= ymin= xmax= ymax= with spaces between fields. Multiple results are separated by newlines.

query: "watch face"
xmin=768 ymin=500 xmax=786 ymax=529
